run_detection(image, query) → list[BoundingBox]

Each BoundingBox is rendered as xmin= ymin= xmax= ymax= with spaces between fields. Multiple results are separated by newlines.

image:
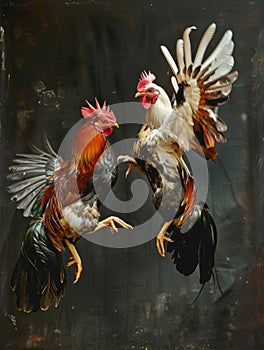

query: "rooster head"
xmin=135 ymin=71 xmax=160 ymax=109
xmin=81 ymin=98 xmax=118 ymax=137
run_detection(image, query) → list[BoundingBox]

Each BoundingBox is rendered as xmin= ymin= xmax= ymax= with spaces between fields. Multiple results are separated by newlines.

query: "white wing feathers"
xmin=193 ymin=23 xmax=216 ymax=70
xmin=160 ymin=23 xmax=238 ymax=157
xmin=176 ymin=39 xmax=185 ymax=82
xmin=160 ymin=46 xmax=179 ymax=93
xmin=183 ymin=26 xmax=197 ymax=74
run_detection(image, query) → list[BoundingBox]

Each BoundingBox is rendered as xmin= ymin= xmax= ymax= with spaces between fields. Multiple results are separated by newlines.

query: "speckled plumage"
xmin=121 ymin=23 xmax=237 ymax=287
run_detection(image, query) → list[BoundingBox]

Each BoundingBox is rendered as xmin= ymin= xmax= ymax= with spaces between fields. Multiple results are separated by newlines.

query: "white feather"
xmin=171 ymin=76 xmax=179 ymax=94
xmin=205 ymin=71 xmax=238 ymax=95
xmin=193 ymin=23 xmax=216 ymax=70
xmin=183 ymin=26 xmax=196 ymax=72
xmin=160 ymin=45 xmax=178 ymax=76
xmin=208 ymin=109 xmax=227 ymax=132
xmin=161 ymin=104 xmax=194 ymax=151
xmin=205 ymin=56 xmax=234 ymax=83
xmin=199 ymin=30 xmax=233 ymax=76
xmin=202 ymin=40 xmax=234 ymax=76
xmin=176 ymin=39 xmax=185 ymax=82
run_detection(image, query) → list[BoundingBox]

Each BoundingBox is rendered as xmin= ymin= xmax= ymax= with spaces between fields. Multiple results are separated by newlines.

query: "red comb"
xmin=81 ymin=98 xmax=116 ymax=123
xmin=137 ymin=71 xmax=156 ymax=92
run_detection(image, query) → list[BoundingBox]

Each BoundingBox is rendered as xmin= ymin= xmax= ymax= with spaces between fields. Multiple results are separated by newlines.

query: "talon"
xmin=101 ymin=216 xmax=133 ymax=233
xmin=156 ymin=234 xmax=173 ymax=257
xmin=65 ymin=239 xmax=83 ymax=284
xmin=66 ymin=257 xmax=75 ymax=267
xmin=66 ymin=255 xmax=82 ymax=283
xmin=156 ymin=220 xmax=173 ymax=257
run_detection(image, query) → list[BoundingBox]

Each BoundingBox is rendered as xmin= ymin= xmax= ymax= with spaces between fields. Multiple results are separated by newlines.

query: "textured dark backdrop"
xmin=0 ymin=0 xmax=263 ymax=349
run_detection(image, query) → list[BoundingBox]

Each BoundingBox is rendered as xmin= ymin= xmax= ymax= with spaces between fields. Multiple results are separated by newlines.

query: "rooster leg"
xmin=117 ymin=155 xmax=138 ymax=178
xmin=95 ymin=216 xmax=133 ymax=233
xmin=156 ymin=220 xmax=174 ymax=257
xmin=65 ymin=239 xmax=82 ymax=284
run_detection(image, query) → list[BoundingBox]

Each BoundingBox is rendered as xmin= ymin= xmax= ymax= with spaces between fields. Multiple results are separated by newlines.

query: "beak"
xmin=114 ymin=123 xmax=119 ymax=128
xmin=135 ymin=92 xmax=144 ymax=98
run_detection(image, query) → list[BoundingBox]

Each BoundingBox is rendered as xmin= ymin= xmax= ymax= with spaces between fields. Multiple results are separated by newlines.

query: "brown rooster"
xmin=7 ymin=99 xmax=132 ymax=312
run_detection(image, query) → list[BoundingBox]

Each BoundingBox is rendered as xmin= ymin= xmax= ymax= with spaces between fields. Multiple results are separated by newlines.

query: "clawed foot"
xmin=156 ymin=220 xmax=174 ymax=257
xmin=100 ymin=216 xmax=133 ymax=233
xmin=117 ymin=155 xmax=137 ymax=178
xmin=64 ymin=239 xmax=83 ymax=284
xmin=156 ymin=232 xmax=174 ymax=257
xmin=66 ymin=256 xmax=82 ymax=284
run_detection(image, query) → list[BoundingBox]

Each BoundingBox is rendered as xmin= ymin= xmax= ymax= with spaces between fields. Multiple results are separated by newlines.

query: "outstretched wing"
xmin=160 ymin=23 xmax=238 ymax=160
xmin=7 ymin=135 xmax=62 ymax=217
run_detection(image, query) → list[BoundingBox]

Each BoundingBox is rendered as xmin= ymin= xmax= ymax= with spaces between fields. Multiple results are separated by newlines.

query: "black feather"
xmin=11 ymin=220 xmax=66 ymax=313
xmin=167 ymin=205 xmax=217 ymax=284
xmin=175 ymin=84 xmax=185 ymax=105
xmin=198 ymin=209 xmax=217 ymax=284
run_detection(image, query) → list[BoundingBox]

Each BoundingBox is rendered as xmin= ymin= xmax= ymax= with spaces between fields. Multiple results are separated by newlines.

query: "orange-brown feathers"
xmin=71 ymin=122 xmax=106 ymax=193
xmin=178 ymin=173 xmax=196 ymax=226
xmin=72 ymin=122 xmax=106 ymax=171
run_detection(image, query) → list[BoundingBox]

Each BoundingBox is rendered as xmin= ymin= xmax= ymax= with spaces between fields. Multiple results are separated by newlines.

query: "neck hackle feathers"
xmin=71 ymin=99 xmax=114 ymax=177
xmin=137 ymin=71 xmax=156 ymax=91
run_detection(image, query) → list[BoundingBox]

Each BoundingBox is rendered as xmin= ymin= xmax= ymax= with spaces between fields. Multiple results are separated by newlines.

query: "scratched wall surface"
xmin=0 ymin=0 xmax=263 ymax=349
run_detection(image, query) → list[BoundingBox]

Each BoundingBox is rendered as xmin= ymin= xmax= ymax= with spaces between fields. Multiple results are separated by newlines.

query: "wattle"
xmin=151 ymin=95 xmax=158 ymax=104
xmin=141 ymin=95 xmax=158 ymax=109
xmin=103 ymin=127 xmax=113 ymax=137
xmin=141 ymin=96 xmax=151 ymax=110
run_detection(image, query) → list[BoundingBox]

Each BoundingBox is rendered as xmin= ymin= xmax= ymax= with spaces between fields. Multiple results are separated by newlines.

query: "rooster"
xmin=7 ymin=99 xmax=132 ymax=312
xmin=119 ymin=23 xmax=238 ymax=284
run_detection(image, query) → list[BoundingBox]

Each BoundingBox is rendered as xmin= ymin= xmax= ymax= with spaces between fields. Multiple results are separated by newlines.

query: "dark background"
xmin=0 ymin=0 xmax=263 ymax=349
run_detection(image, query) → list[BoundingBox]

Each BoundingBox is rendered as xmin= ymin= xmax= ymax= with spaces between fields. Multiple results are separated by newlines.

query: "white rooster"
xmin=119 ymin=23 xmax=238 ymax=281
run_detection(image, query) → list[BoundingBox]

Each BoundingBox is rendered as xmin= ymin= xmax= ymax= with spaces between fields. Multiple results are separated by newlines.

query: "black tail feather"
xmin=199 ymin=208 xmax=217 ymax=284
xmin=11 ymin=220 xmax=66 ymax=313
xmin=167 ymin=204 xmax=217 ymax=285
